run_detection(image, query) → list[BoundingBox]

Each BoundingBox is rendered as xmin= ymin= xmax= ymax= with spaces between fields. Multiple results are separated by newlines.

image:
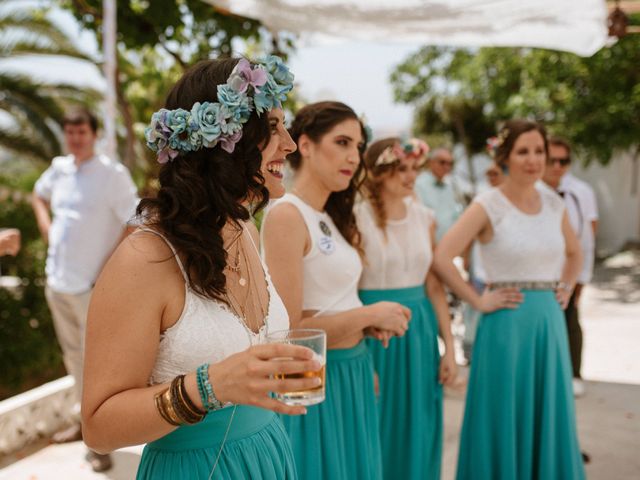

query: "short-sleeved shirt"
xmin=559 ymin=173 xmax=597 ymax=283
xmin=414 ymin=170 xmax=463 ymax=241
xmin=34 ymin=154 xmax=139 ymax=294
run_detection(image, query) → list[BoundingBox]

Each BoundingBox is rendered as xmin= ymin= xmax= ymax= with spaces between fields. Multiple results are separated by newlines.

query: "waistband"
xmin=327 ymin=340 xmax=369 ymax=361
xmin=489 ymin=281 xmax=558 ymax=291
xmin=146 ymin=405 xmax=276 ymax=451
xmin=358 ymin=285 xmax=426 ymax=304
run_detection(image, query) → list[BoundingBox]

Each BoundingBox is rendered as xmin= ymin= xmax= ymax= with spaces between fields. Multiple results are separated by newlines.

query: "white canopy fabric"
xmin=205 ymin=0 xmax=609 ymax=57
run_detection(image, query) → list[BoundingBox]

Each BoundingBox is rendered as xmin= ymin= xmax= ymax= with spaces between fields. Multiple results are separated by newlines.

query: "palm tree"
xmin=0 ymin=3 xmax=99 ymax=163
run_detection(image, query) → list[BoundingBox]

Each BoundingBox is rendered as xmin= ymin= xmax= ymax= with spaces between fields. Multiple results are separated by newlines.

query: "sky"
xmin=0 ymin=4 xmax=419 ymax=136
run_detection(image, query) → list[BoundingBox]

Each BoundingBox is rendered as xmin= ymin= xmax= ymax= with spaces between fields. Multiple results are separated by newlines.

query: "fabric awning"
xmin=204 ymin=0 xmax=609 ymax=57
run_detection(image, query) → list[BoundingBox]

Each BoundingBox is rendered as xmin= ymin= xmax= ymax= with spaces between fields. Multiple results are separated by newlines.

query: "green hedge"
xmin=0 ymin=191 xmax=65 ymax=400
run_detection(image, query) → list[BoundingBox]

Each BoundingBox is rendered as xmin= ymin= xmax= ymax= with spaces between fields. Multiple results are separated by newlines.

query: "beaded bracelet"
xmin=196 ymin=363 xmax=225 ymax=412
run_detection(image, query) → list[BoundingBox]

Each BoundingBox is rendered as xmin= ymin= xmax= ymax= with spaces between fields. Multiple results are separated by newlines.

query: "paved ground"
xmin=1 ymin=251 xmax=639 ymax=479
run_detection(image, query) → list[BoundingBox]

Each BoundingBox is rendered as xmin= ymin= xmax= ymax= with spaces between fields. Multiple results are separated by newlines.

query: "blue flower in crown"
xmin=217 ymin=84 xmax=252 ymax=123
xmin=263 ymin=55 xmax=294 ymax=85
xmin=191 ymin=102 xmax=223 ymax=148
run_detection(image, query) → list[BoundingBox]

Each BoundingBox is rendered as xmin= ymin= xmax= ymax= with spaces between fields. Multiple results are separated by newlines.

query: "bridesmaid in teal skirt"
xmin=356 ymin=137 xmax=457 ymax=479
xmin=263 ymin=102 xmax=412 ymax=480
xmin=434 ymin=119 xmax=585 ymax=479
xmin=81 ymin=56 xmax=323 ymax=479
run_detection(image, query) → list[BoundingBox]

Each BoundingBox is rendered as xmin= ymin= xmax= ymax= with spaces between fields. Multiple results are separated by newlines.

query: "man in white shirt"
xmin=542 ymin=137 xmax=598 ymax=397
xmin=31 ymin=108 xmax=139 ymax=472
xmin=415 ymin=148 xmax=464 ymax=241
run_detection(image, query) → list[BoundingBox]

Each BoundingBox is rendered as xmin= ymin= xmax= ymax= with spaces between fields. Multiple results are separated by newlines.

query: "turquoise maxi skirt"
xmin=281 ymin=341 xmax=383 ymax=480
xmin=137 ymin=405 xmax=297 ymax=479
xmin=360 ymin=285 xmax=443 ymax=480
xmin=456 ymin=290 xmax=585 ymax=480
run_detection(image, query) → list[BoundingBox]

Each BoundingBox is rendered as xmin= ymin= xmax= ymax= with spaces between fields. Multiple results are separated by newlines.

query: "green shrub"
xmin=0 ymin=191 xmax=65 ymax=400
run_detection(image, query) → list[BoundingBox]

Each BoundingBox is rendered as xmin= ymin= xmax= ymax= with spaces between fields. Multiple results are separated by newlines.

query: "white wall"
xmin=572 ymin=150 xmax=640 ymax=256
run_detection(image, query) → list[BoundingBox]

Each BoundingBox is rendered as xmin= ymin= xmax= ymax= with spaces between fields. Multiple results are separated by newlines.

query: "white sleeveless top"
xmin=474 ymin=186 xmax=566 ymax=283
xmin=356 ymin=197 xmax=434 ymax=289
xmin=267 ymin=193 xmax=363 ymax=315
xmin=143 ymin=227 xmax=290 ymax=385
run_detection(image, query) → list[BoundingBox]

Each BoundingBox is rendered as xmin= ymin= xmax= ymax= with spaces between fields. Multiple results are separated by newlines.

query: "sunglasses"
xmin=548 ymin=157 xmax=571 ymax=167
xmin=436 ymin=159 xmax=454 ymax=167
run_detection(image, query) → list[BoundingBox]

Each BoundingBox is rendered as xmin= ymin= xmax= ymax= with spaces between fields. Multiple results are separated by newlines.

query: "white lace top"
xmin=266 ymin=193 xmax=363 ymax=315
xmin=474 ymin=186 xmax=567 ymax=283
xmin=356 ymin=197 xmax=434 ymax=289
xmin=145 ymin=228 xmax=290 ymax=385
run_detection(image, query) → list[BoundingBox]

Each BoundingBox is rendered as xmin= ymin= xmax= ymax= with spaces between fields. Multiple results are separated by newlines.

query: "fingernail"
xmin=314 ymin=377 xmax=322 ymax=386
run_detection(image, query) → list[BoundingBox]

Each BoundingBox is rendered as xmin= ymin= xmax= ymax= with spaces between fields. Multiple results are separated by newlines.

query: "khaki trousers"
xmin=45 ymin=286 xmax=93 ymax=402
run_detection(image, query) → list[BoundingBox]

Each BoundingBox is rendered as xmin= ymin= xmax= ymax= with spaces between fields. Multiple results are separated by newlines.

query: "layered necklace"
xmin=223 ymin=226 xmax=270 ymax=345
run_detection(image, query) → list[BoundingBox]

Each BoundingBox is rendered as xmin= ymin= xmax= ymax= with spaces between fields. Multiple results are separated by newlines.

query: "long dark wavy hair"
xmin=287 ymin=101 xmax=367 ymax=251
xmin=137 ymin=58 xmax=271 ymax=302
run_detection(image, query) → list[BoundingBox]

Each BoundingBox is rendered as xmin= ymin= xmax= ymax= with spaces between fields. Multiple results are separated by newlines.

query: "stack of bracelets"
xmin=154 ymin=363 xmax=226 ymax=426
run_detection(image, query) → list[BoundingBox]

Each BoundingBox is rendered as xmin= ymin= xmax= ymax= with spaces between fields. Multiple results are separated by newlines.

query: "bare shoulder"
xmin=94 ymin=229 xmax=183 ymax=303
xmin=263 ymin=202 xmax=307 ymax=239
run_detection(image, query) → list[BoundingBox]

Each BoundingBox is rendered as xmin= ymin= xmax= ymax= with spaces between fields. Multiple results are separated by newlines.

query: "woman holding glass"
xmin=356 ymin=137 xmax=456 ymax=479
xmin=434 ymin=119 xmax=585 ymax=479
xmin=262 ymin=101 xmax=411 ymax=480
xmin=81 ymin=56 xmax=321 ymax=479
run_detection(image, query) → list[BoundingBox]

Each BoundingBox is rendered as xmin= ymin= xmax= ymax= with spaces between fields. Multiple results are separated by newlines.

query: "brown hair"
xmin=548 ymin=136 xmax=572 ymax=160
xmin=287 ymin=101 xmax=367 ymax=250
xmin=494 ymin=119 xmax=548 ymax=168
xmin=62 ymin=107 xmax=98 ymax=133
xmin=362 ymin=137 xmax=401 ymax=232
xmin=136 ymin=58 xmax=271 ymax=302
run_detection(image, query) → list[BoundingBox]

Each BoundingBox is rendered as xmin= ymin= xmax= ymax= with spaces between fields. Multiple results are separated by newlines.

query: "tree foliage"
xmin=391 ymin=33 xmax=640 ymax=165
xmin=0 ymin=4 xmax=99 ymax=163
xmin=61 ymin=0 xmax=295 ymax=174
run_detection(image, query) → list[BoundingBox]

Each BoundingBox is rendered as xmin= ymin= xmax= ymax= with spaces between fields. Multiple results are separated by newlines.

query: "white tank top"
xmin=266 ymin=193 xmax=363 ymax=315
xmin=356 ymin=197 xmax=434 ymax=289
xmin=474 ymin=186 xmax=566 ymax=283
xmin=142 ymin=227 xmax=290 ymax=385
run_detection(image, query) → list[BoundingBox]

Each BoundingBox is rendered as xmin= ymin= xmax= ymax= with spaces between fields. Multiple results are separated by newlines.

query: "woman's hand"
xmin=209 ymin=343 xmax=322 ymax=415
xmin=555 ymin=283 xmax=573 ymax=310
xmin=365 ymin=301 xmax=411 ymax=337
xmin=475 ymin=287 xmax=523 ymax=313
xmin=364 ymin=326 xmax=394 ymax=348
xmin=439 ymin=349 xmax=457 ymax=386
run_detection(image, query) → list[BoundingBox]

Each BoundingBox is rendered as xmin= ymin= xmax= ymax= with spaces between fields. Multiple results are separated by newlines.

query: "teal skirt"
xmin=281 ymin=341 xmax=383 ymax=480
xmin=360 ymin=286 xmax=443 ymax=480
xmin=456 ymin=290 xmax=585 ymax=480
xmin=137 ymin=406 xmax=297 ymax=479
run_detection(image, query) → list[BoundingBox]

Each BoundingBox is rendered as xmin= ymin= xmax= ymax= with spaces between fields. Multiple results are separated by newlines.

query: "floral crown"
xmin=486 ymin=127 xmax=510 ymax=158
xmin=144 ymin=55 xmax=294 ymax=163
xmin=374 ymin=138 xmax=430 ymax=167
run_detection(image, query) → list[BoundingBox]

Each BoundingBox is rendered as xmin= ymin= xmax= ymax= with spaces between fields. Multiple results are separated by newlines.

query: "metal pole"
xmin=103 ymin=0 xmax=118 ymax=161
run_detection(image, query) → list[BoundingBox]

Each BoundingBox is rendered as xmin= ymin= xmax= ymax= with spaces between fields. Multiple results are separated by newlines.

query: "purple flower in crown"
xmin=227 ymin=58 xmax=268 ymax=94
xmin=219 ymin=130 xmax=243 ymax=154
xmin=145 ymin=110 xmax=179 ymax=163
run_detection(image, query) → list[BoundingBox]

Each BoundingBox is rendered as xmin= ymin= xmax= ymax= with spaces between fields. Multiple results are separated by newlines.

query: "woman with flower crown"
xmin=262 ymin=101 xmax=411 ymax=480
xmin=434 ymin=119 xmax=585 ymax=479
xmin=81 ymin=56 xmax=320 ymax=479
xmin=354 ymin=137 xmax=457 ymax=479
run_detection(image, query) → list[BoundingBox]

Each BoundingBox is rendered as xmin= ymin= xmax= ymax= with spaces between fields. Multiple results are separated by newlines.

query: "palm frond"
xmin=0 ymin=126 xmax=52 ymax=163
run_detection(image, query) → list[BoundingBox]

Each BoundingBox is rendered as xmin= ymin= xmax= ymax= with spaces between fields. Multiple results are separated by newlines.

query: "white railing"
xmin=0 ymin=376 xmax=76 ymax=455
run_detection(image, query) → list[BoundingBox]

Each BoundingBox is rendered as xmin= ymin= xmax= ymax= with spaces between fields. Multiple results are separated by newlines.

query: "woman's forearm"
xmin=295 ymin=309 xmax=371 ymax=348
xmin=433 ymin=255 xmax=482 ymax=310
xmin=426 ymin=273 xmax=454 ymax=350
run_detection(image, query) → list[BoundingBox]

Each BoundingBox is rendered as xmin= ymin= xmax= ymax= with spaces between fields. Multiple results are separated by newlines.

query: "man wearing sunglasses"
xmin=542 ymin=137 xmax=599 ymax=398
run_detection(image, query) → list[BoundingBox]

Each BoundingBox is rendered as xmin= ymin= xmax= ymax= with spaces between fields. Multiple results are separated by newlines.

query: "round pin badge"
xmin=318 ymin=235 xmax=335 ymax=255
xmin=319 ymin=220 xmax=332 ymax=237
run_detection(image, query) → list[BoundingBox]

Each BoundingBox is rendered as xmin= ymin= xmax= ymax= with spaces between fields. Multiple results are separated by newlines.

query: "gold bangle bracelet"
xmin=161 ymin=388 xmax=183 ymax=425
xmin=154 ymin=389 xmax=180 ymax=426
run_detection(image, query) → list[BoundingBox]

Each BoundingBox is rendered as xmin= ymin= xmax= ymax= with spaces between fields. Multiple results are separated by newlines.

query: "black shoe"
xmin=582 ymin=451 xmax=591 ymax=464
